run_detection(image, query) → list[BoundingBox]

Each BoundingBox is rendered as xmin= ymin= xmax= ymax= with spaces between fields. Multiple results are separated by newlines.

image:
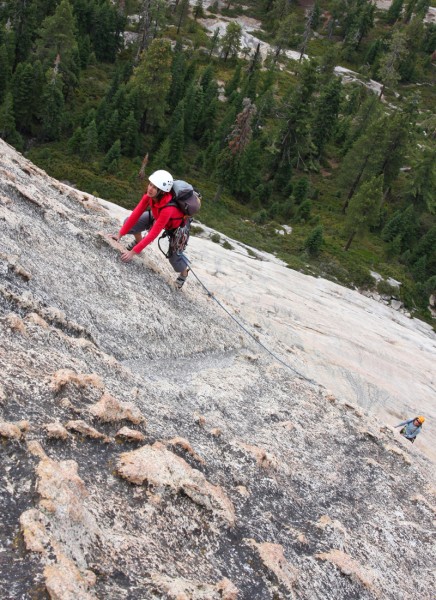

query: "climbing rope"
xmin=186 ymin=262 xmax=317 ymax=386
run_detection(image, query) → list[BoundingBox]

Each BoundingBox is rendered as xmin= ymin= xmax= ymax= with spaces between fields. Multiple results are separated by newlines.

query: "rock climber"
xmin=394 ymin=416 xmax=425 ymax=443
xmin=107 ymin=169 xmax=190 ymax=289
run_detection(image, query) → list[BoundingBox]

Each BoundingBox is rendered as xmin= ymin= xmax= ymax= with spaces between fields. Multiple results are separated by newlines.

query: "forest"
xmin=0 ymin=0 xmax=435 ymax=323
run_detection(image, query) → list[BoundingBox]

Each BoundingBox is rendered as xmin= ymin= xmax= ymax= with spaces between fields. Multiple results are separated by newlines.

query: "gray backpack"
xmin=167 ymin=180 xmax=202 ymax=217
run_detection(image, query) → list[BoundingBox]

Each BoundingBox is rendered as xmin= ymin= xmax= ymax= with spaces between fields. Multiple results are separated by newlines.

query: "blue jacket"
xmin=395 ymin=419 xmax=422 ymax=439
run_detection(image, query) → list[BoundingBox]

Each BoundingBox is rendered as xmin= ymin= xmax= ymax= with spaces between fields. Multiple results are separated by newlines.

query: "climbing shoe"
xmin=175 ymin=270 xmax=189 ymax=290
xmin=126 ymin=240 xmax=137 ymax=251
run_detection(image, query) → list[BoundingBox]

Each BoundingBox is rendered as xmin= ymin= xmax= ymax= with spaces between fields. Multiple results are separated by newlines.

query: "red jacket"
xmin=118 ymin=192 xmax=185 ymax=254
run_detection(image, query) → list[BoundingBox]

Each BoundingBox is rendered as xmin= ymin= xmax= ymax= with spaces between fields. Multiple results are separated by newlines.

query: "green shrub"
xmin=190 ymin=225 xmax=204 ymax=235
xmin=253 ymin=209 xmax=268 ymax=224
xmin=304 ymin=225 xmax=324 ymax=257
xmin=350 ymin=265 xmax=375 ymax=289
xmin=223 ymin=240 xmax=234 ymax=250
xmin=210 ymin=232 xmax=221 ymax=243
xmin=377 ymin=280 xmax=398 ymax=297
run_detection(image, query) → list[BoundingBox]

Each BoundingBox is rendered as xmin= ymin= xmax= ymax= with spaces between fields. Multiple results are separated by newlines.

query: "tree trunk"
xmin=135 ymin=0 xmax=152 ymax=63
xmin=342 ymin=154 xmax=369 ymax=213
xmin=344 ymin=230 xmax=356 ymax=251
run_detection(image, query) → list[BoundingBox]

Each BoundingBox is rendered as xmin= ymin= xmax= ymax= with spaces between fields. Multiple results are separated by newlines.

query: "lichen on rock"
xmin=117 ymin=442 xmax=235 ymax=526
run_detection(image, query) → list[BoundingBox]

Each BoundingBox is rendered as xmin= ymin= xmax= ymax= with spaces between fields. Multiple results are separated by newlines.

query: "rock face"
xmin=0 ymin=137 xmax=435 ymax=599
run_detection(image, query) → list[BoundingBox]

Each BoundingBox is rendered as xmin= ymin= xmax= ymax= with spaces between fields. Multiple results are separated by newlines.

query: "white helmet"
xmin=149 ymin=169 xmax=173 ymax=192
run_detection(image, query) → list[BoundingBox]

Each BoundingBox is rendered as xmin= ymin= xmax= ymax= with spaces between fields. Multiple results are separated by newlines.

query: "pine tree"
xmin=272 ymin=14 xmax=297 ymax=65
xmin=344 ymin=175 xmax=383 ymax=251
xmin=407 ymin=148 xmax=436 ymax=213
xmin=168 ymin=101 xmax=185 ymax=171
xmin=8 ymin=0 xmax=37 ymax=66
xmin=193 ymin=0 xmax=205 ymax=20
xmin=102 ymin=139 xmax=121 ymax=172
xmin=195 ymin=75 xmax=219 ymax=142
xmin=68 ymin=126 xmax=84 ymax=154
xmin=183 ymin=82 xmax=203 ymax=141
xmin=135 ymin=0 xmax=153 ymax=59
xmin=220 ymin=22 xmax=242 ymax=61
xmin=168 ymin=43 xmax=186 ymax=110
xmin=80 ymin=119 xmax=99 ymax=161
xmin=241 ymin=43 xmax=261 ymax=100
xmin=100 ymin=109 xmax=121 ymax=152
xmin=35 ymin=0 xmax=80 ymax=94
xmin=304 ymin=225 xmax=324 ymax=256
xmin=378 ymin=30 xmax=408 ymax=98
xmin=271 ymin=60 xmax=318 ymax=176
xmin=213 ymin=97 xmax=257 ymax=201
xmin=208 ymin=27 xmax=220 ymax=58
xmin=311 ymin=77 xmax=342 ymax=157
xmin=120 ymin=111 xmax=140 ymax=157
xmin=339 ymin=114 xmax=389 ymax=212
xmin=0 ymin=91 xmax=23 ymax=148
xmin=386 ymin=0 xmax=404 ymax=24
xmin=40 ymin=70 xmax=65 ymax=141
xmin=176 ymin=0 xmax=189 ymax=35
xmin=12 ymin=61 xmax=34 ymax=132
xmin=0 ymin=44 xmax=11 ymax=104
xmin=293 ymin=177 xmax=309 ymax=204
xmin=92 ymin=0 xmax=124 ymax=62
xmin=225 ymin=64 xmax=241 ymax=98
xmin=130 ymin=38 xmax=172 ymax=132
xmin=152 ymin=137 xmax=171 ymax=170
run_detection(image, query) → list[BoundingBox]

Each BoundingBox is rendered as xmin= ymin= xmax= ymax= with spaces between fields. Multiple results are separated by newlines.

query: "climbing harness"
xmin=158 ymin=219 xmax=192 ymax=258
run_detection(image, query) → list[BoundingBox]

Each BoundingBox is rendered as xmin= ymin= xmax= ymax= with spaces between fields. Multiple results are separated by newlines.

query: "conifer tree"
xmin=195 ymin=75 xmax=219 ymax=142
xmin=102 ymin=139 xmax=121 ymax=172
xmin=386 ymin=0 xmax=404 ymax=24
xmin=225 ymin=64 xmax=241 ymax=98
xmin=241 ymin=43 xmax=261 ymax=100
xmin=35 ymin=0 xmax=80 ymax=94
xmin=271 ymin=60 xmax=318 ymax=178
xmin=410 ymin=226 xmax=436 ymax=279
xmin=208 ymin=27 xmax=220 ymax=58
xmin=68 ymin=126 xmax=84 ymax=154
xmin=40 ymin=70 xmax=65 ymax=141
xmin=378 ymin=30 xmax=408 ymax=98
xmin=213 ymin=98 xmax=257 ymax=201
xmin=169 ymin=102 xmax=185 ymax=172
xmin=152 ymin=137 xmax=171 ymax=170
xmin=100 ymin=109 xmax=121 ymax=152
xmin=0 ymin=44 xmax=11 ymax=104
xmin=12 ymin=62 xmax=34 ymax=132
xmin=130 ymin=38 xmax=172 ymax=132
xmin=339 ymin=113 xmax=390 ymax=212
xmin=135 ymin=0 xmax=153 ymax=59
xmin=120 ymin=111 xmax=140 ymax=157
xmin=193 ymin=0 xmax=205 ymax=20
xmin=80 ymin=119 xmax=99 ymax=161
xmin=220 ymin=22 xmax=242 ymax=61
xmin=8 ymin=0 xmax=37 ymax=66
xmin=168 ymin=43 xmax=186 ymax=110
xmin=272 ymin=14 xmax=297 ymax=65
xmin=176 ymin=0 xmax=189 ymax=35
xmin=0 ymin=91 xmax=23 ymax=149
xmin=304 ymin=225 xmax=324 ymax=256
xmin=92 ymin=0 xmax=124 ymax=62
xmin=407 ymin=148 xmax=436 ymax=213
xmin=183 ymin=82 xmax=203 ymax=141
xmin=344 ymin=175 xmax=383 ymax=251
xmin=311 ymin=77 xmax=342 ymax=157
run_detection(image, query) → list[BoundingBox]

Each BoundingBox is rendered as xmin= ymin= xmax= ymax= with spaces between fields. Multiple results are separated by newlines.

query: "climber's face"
xmin=147 ymin=181 xmax=159 ymax=198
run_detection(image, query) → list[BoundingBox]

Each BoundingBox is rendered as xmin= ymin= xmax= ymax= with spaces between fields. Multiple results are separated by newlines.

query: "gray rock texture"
xmin=1 ymin=138 xmax=435 ymax=599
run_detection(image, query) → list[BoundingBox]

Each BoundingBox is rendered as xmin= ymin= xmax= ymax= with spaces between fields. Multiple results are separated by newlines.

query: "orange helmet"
xmin=416 ymin=416 xmax=425 ymax=424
